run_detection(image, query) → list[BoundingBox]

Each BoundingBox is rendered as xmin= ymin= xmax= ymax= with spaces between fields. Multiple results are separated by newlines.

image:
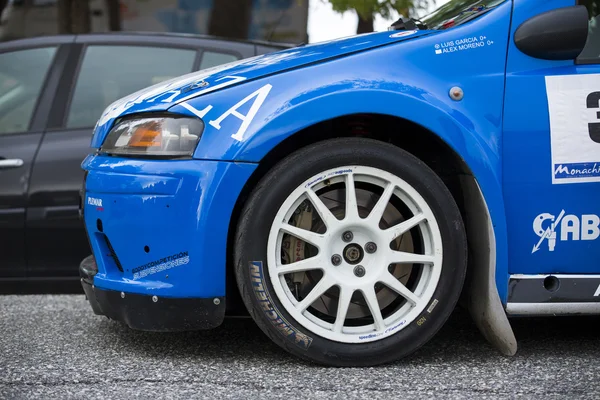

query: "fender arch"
xmin=181 ymin=82 xmax=510 ymax=299
xmin=222 ymin=102 xmax=518 ymax=356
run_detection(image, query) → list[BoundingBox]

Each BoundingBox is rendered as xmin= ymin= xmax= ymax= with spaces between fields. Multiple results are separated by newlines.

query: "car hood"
xmin=91 ymin=29 xmax=432 ymax=148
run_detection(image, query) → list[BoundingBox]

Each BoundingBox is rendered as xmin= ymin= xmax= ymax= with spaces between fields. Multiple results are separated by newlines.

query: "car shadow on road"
xmin=95 ymin=305 xmax=600 ymax=367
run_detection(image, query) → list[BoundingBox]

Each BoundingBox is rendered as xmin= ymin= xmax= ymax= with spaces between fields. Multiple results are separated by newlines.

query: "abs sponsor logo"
xmin=532 ymin=210 xmax=600 ymax=253
xmin=249 ymin=261 xmax=313 ymax=350
xmin=132 ymin=251 xmax=189 ymax=280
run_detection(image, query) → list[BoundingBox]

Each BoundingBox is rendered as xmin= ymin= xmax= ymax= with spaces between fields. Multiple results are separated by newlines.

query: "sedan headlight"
xmin=100 ymin=116 xmax=204 ymax=157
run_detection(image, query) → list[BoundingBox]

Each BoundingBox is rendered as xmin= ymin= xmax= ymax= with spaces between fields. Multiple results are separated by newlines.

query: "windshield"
xmin=420 ymin=0 xmax=507 ymax=30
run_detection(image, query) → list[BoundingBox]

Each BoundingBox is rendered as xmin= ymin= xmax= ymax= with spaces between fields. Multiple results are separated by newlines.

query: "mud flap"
xmin=461 ymin=176 xmax=517 ymax=356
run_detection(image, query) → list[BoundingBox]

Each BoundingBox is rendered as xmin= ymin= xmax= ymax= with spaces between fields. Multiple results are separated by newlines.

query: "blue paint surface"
xmin=82 ymin=0 xmax=600 ymax=306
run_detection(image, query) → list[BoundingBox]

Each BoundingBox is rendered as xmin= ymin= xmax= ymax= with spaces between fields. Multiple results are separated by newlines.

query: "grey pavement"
xmin=0 ymin=294 xmax=599 ymax=399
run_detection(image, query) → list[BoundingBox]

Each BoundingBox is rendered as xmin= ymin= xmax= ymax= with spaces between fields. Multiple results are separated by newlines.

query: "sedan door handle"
xmin=0 ymin=159 xmax=24 ymax=169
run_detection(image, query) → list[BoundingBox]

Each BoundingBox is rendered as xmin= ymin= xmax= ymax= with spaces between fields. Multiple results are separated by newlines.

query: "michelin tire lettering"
xmin=249 ymin=261 xmax=313 ymax=350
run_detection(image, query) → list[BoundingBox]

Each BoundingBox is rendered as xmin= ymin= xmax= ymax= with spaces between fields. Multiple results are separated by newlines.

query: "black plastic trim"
xmin=508 ymin=275 xmax=600 ymax=303
xmin=514 ymin=5 xmax=589 ymax=60
xmin=81 ymin=278 xmax=226 ymax=332
xmin=46 ymin=43 xmax=85 ymax=129
xmin=29 ymin=43 xmax=74 ymax=132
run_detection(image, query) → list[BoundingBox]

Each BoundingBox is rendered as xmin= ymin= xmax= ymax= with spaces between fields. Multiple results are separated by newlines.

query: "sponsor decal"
xmin=390 ymin=29 xmax=418 ymax=38
xmin=433 ymin=35 xmax=494 ymax=55
xmin=97 ymin=64 xmax=251 ymax=126
xmin=180 ymin=83 xmax=273 ymax=142
xmin=87 ymin=197 xmax=102 ymax=207
xmin=554 ymin=162 xmax=600 ymax=180
xmin=132 ymin=251 xmax=189 ymax=280
xmin=359 ymin=333 xmax=382 ymax=340
xmin=243 ymin=51 xmax=309 ymax=66
xmin=427 ymin=299 xmax=439 ymax=313
xmin=304 ymin=168 xmax=354 ymax=188
xmin=209 ymin=84 xmax=272 ymax=142
xmin=249 ymin=261 xmax=313 ymax=350
xmin=87 ymin=196 xmax=104 ymax=211
xmin=546 ymin=74 xmax=600 ymax=184
xmin=384 ymin=319 xmax=407 ymax=334
xmin=532 ymin=210 xmax=600 ymax=253
xmin=358 ymin=318 xmax=408 ymax=340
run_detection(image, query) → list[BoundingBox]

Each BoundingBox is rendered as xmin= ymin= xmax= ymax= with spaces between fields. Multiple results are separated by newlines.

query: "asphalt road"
xmin=0 ymin=295 xmax=599 ymax=399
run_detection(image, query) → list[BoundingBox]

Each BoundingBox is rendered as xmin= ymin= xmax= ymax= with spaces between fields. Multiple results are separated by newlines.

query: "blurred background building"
xmin=0 ymin=0 xmax=309 ymax=43
xmin=0 ymin=0 xmax=454 ymax=45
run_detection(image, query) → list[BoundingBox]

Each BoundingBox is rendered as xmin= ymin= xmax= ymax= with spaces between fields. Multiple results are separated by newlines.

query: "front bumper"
xmin=79 ymin=154 xmax=257 ymax=329
xmin=80 ymin=255 xmax=224 ymax=331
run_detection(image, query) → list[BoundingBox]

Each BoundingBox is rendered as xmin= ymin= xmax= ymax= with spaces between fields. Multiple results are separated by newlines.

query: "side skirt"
xmin=507 ymin=274 xmax=600 ymax=316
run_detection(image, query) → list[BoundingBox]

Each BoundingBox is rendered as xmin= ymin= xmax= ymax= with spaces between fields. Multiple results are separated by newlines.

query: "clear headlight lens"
xmin=100 ymin=116 xmax=204 ymax=157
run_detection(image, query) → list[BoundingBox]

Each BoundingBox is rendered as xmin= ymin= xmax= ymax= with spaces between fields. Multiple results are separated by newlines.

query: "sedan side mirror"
xmin=514 ymin=5 xmax=589 ymax=61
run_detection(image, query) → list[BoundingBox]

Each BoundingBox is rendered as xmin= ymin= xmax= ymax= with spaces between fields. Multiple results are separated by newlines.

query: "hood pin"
xmin=449 ymin=86 xmax=464 ymax=101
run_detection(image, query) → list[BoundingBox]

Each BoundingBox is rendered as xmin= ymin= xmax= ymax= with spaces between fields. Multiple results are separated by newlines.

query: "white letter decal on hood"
xmin=209 ymin=83 xmax=273 ymax=142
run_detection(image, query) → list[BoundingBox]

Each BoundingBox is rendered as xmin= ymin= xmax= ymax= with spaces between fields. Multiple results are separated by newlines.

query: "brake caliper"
xmin=281 ymin=202 xmax=314 ymax=297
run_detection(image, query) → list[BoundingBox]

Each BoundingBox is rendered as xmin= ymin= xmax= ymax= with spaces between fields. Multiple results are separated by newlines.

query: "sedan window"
xmin=66 ymin=45 xmax=196 ymax=129
xmin=200 ymin=51 xmax=240 ymax=70
xmin=0 ymin=47 xmax=56 ymax=135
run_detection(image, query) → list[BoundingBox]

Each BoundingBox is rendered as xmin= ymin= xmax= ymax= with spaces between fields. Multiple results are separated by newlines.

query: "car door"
xmin=0 ymin=42 xmax=66 ymax=278
xmin=25 ymin=38 xmax=203 ymax=278
xmin=503 ymin=1 xmax=600 ymax=277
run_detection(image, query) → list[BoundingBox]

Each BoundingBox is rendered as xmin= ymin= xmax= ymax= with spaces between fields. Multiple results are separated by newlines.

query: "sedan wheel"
xmin=234 ymin=138 xmax=467 ymax=366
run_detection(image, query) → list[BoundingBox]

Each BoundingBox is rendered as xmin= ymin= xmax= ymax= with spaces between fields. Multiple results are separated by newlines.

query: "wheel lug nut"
xmin=331 ymin=254 xmax=342 ymax=266
xmin=354 ymin=265 xmax=366 ymax=277
xmin=342 ymin=231 xmax=353 ymax=242
xmin=365 ymin=242 xmax=377 ymax=254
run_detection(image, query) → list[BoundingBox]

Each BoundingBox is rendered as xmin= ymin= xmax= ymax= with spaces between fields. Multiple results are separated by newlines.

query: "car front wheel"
xmin=234 ymin=138 xmax=467 ymax=366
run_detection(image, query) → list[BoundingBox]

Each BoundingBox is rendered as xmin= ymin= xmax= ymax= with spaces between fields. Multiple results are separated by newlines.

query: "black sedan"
xmin=0 ymin=32 xmax=289 ymax=292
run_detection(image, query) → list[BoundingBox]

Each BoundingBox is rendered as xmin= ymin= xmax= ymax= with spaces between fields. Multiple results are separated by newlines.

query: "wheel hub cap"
xmin=343 ymin=243 xmax=363 ymax=264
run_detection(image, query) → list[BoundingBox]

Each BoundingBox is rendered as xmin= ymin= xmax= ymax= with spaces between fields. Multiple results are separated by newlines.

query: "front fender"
xmin=170 ymin=53 xmax=510 ymax=306
xmin=170 ymin=0 xmax=511 ymax=300
xmin=166 ymin=0 xmax=517 ymax=354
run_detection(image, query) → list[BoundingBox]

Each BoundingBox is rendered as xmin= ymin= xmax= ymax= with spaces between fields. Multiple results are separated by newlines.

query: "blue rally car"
xmin=79 ymin=0 xmax=600 ymax=366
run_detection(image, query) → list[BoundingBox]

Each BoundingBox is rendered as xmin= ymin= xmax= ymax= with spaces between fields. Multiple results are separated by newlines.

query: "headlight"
xmin=100 ymin=116 xmax=204 ymax=157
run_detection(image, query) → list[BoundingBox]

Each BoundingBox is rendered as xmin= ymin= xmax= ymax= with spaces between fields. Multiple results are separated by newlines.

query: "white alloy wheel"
xmin=266 ymin=166 xmax=443 ymax=343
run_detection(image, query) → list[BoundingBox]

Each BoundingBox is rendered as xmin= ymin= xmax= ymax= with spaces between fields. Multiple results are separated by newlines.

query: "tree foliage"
xmin=326 ymin=0 xmax=434 ymax=20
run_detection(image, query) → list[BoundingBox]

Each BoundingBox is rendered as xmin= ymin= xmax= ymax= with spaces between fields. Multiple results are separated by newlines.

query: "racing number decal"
xmin=546 ymin=74 xmax=600 ymax=184
xmin=587 ymin=91 xmax=600 ymax=143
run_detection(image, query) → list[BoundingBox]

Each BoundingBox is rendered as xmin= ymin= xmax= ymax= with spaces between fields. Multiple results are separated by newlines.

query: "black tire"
xmin=233 ymin=138 xmax=467 ymax=366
